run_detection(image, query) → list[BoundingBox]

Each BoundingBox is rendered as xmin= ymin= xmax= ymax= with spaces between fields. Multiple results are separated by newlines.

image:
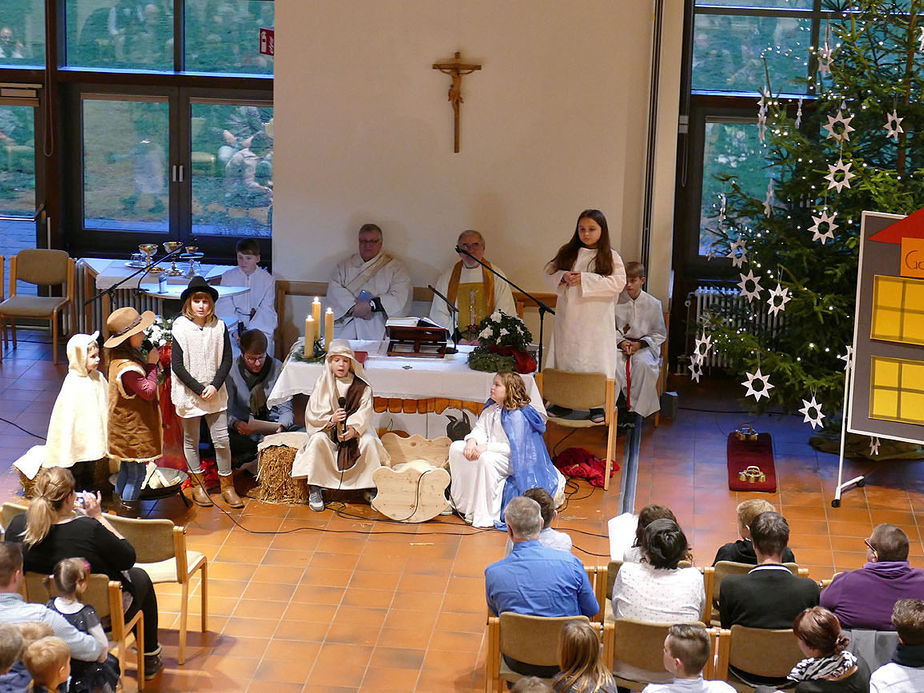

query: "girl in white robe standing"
xmin=545 ymin=209 xmax=627 ymax=421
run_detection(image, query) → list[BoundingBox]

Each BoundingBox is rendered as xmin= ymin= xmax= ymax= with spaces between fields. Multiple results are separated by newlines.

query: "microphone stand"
xmin=455 ymin=246 xmax=555 ymax=371
xmin=427 ymin=284 xmax=461 ymax=351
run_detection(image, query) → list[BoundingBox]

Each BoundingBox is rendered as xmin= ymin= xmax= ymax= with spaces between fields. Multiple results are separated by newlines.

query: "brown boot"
xmin=188 ymin=472 xmax=213 ymax=507
xmin=220 ymin=474 xmax=244 ymax=508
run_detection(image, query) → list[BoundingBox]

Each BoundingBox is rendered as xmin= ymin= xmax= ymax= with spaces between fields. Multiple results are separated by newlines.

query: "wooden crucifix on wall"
xmin=432 ymin=51 xmax=481 ymax=153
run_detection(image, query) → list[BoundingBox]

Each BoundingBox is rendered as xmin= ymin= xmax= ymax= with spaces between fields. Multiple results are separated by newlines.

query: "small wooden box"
xmin=385 ymin=325 xmax=448 ymax=358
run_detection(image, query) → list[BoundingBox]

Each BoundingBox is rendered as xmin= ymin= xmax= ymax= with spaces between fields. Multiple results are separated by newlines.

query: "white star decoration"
xmin=767 ymin=283 xmax=792 ymax=317
xmin=799 ymin=396 xmax=826 ymax=430
xmin=728 ymin=237 xmax=747 ymax=269
xmin=689 ymin=356 xmax=703 ymax=383
xmin=884 ymin=110 xmax=904 ymax=142
xmin=763 ymin=180 xmax=775 ymax=217
xmin=823 ymin=110 xmax=855 ymax=143
xmin=869 ymin=437 xmax=880 ymax=456
xmin=818 ymin=41 xmax=833 ymax=76
xmin=919 ymin=27 xmax=924 ymax=51
xmin=742 ymin=368 xmax=774 ymax=401
xmin=795 ymin=97 xmax=803 ymax=129
xmin=706 ymin=245 xmax=717 ymax=261
xmin=809 ymin=209 xmax=839 ymax=245
xmin=693 ymin=333 xmax=713 ymax=362
xmin=718 ymin=193 xmax=727 ymax=222
xmin=825 ymin=158 xmax=856 ymax=193
xmin=839 ymin=346 xmax=854 ymax=369
xmin=738 ymin=270 xmax=763 ymax=303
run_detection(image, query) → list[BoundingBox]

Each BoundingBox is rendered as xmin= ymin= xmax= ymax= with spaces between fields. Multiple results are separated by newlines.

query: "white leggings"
xmin=181 ymin=413 xmax=232 ymax=476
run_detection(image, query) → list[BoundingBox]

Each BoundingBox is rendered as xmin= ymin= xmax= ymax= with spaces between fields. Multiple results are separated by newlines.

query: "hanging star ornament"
xmin=738 ymin=270 xmax=763 ymax=303
xmin=825 ymin=157 xmax=856 ymax=193
xmin=919 ymin=26 xmax=924 ymax=51
xmin=763 ymin=179 xmax=775 ymax=217
xmin=809 ymin=208 xmax=839 ymax=245
xmin=728 ymin=237 xmax=748 ymax=268
xmin=705 ymin=245 xmax=717 ymax=261
xmin=823 ymin=110 xmax=855 ymax=143
xmin=689 ymin=356 xmax=703 ymax=383
xmin=795 ymin=96 xmax=804 ymax=128
xmin=757 ymin=91 xmax=768 ymax=143
xmin=798 ymin=395 xmax=826 ymax=430
xmin=838 ymin=346 xmax=854 ymax=369
xmin=817 ymin=40 xmax=833 ymax=76
xmin=693 ymin=333 xmax=713 ymax=362
xmin=884 ymin=110 xmax=904 ymax=142
xmin=742 ymin=368 xmax=774 ymax=401
xmin=767 ymin=283 xmax=792 ymax=317
xmin=869 ymin=437 xmax=880 ymax=456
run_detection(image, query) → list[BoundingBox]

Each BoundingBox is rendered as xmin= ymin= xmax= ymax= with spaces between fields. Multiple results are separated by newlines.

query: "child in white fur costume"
xmin=44 ymin=332 xmax=108 ymax=490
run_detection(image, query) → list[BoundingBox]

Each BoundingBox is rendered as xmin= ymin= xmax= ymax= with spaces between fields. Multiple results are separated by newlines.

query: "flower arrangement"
xmin=142 ymin=315 xmax=173 ymax=351
xmin=468 ymin=310 xmax=537 ymax=374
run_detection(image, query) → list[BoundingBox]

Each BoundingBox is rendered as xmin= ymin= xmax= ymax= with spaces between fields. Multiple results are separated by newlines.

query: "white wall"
xmin=273 ymin=0 xmax=668 ymax=341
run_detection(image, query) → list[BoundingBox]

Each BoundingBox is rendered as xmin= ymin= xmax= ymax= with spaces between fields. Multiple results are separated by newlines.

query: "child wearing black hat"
xmin=170 ymin=276 xmax=243 ymax=508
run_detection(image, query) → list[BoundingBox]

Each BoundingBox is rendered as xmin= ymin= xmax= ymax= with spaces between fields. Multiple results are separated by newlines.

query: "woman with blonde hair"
xmin=789 ymin=607 xmax=870 ymax=692
xmin=553 ymin=620 xmax=616 ymax=693
xmin=449 ymin=371 xmax=565 ymax=529
xmin=4 ymin=467 xmax=163 ymax=678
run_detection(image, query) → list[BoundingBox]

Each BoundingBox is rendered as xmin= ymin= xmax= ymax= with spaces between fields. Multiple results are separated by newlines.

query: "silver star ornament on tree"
xmin=869 ymin=437 xmax=880 ymax=456
xmin=809 ymin=209 xmax=838 ymax=245
xmin=767 ymin=283 xmax=792 ymax=317
xmin=693 ymin=333 xmax=713 ymax=362
xmin=798 ymin=395 xmax=826 ymax=430
xmin=825 ymin=158 xmax=856 ymax=193
xmin=689 ymin=355 xmax=703 ymax=383
xmin=741 ymin=368 xmax=774 ymax=401
xmin=817 ymin=41 xmax=833 ymax=76
xmin=884 ymin=111 xmax=904 ymax=142
xmin=728 ymin=237 xmax=747 ymax=268
xmin=823 ymin=110 xmax=855 ymax=143
xmin=738 ymin=270 xmax=763 ymax=303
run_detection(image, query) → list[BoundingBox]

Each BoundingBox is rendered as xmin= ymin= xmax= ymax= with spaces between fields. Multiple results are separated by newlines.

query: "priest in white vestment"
xmin=216 ymin=239 xmax=277 ymax=357
xmin=428 ymin=230 xmax=516 ymax=343
xmin=326 ymin=223 xmax=412 ymax=340
xmin=545 ymin=210 xmax=626 ymax=420
xmin=614 ymin=262 xmax=666 ymax=418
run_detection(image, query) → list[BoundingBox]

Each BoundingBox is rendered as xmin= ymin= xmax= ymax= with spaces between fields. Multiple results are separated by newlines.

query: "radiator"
xmin=75 ymin=261 xmax=164 ymax=334
xmin=689 ymin=284 xmax=785 ymax=368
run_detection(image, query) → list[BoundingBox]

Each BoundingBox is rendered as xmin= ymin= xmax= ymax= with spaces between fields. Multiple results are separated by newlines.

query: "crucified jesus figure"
xmin=433 ymin=51 xmax=482 ymax=153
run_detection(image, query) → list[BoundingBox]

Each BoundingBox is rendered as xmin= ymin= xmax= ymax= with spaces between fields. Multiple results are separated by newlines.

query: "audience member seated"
xmin=226 ymin=329 xmax=294 ymax=471
xmin=553 ymin=619 xmax=617 ymax=692
xmin=21 ymin=636 xmax=70 ymax=693
xmin=428 ymin=230 xmax=516 ymax=343
xmin=870 ymin=599 xmax=924 ymax=692
xmin=613 ymin=519 xmax=704 ymax=624
xmin=513 ymin=677 xmax=554 ymax=693
xmin=642 ymin=624 xmax=735 ymax=693
xmin=719 ymin=511 xmax=818 ymax=629
xmin=788 ymin=606 xmax=871 ymax=692
xmin=623 ymin=504 xmax=679 ymax=563
xmin=216 ymin=238 xmax=277 ymax=358
xmin=0 ymin=544 xmax=104 ymax=668
xmin=712 ymin=498 xmax=796 ymax=565
xmin=613 ymin=262 xmax=666 ymax=419
xmin=820 ymin=523 xmax=924 ymax=631
xmin=326 ymin=223 xmax=412 ymax=340
xmin=485 ymin=496 xmax=598 ymax=678
xmin=506 ymin=487 xmax=572 ymax=555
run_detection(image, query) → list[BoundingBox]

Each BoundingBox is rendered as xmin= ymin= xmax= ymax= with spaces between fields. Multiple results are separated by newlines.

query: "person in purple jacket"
xmin=820 ymin=524 xmax=924 ymax=631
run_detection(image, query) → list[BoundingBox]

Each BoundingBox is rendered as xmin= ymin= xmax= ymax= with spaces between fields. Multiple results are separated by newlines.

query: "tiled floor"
xmin=1 ymin=332 xmax=923 ymax=691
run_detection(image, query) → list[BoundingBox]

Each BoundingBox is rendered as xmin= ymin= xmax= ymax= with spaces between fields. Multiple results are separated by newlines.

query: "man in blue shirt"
xmin=485 ymin=495 xmax=598 ymax=677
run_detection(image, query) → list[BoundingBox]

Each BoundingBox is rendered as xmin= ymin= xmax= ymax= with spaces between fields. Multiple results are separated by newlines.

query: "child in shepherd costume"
xmin=43 ymin=332 xmax=108 ymax=492
xmin=290 ymin=340 xmax=389 ymax=511
xmin=449 ymin=370 xmax=565 ymax=529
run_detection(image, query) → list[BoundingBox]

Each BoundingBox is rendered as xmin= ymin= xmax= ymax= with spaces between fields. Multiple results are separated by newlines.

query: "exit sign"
xmin=259 ymin=28 xmax=274 ymax=57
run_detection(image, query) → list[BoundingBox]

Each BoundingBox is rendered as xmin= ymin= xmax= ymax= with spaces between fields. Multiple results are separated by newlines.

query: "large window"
xmin=0 ymin=102 xmax=39 ymax=295
xmin=0 ymin=0 xmax=45 ymax=68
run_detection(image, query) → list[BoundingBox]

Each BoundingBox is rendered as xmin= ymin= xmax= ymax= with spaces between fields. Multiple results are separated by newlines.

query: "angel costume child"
xmin=545 ymin=209 xmax=626 ymax=422
xmin=43 ymin=332 xmax=108 ymax=492
xmin=449 ymin=371 xmax=565 ymax=529
xmin=290 ymin=340 xmax=389 ymax=511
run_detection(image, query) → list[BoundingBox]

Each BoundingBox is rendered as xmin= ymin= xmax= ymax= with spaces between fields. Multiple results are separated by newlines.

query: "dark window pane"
xmin=696 ymin=1 xmax=813 ymax=7
xmin=82 ymin=97 xmax=169 ymax=232
xmin=66 ymin=0 xmax=172 ymax=70
xmin=692 ymin=14 xmax=812 ymax=93
xmin=0 ymin=0 xmax=45 ymax=68
xmin=0 ymin=104 xmax=37 ymax=295
xmin=190 ymin=102 xmax=272 ymax=238
xmin=699 ymin=119 xmax=767 ymax=254
xmin=185 ymin=1 xmax=273 ymax=75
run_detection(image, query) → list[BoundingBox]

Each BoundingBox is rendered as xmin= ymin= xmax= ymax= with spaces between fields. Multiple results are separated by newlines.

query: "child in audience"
xmin=0 ymin=623 xmax=25 ymax=689
xmin=21 ymin=637 xmax=70 ymax=693
xmin=43 ymin=333 xmax=108 ymax=492
xmin=712 ymin=499 xmax=795 ymax=565
xmin=449 ymin=371 xmax=565 ymax=528
xmin=505 ymin=487 xmax=572 ymax=555
xmin=614 ymin=262 xmax=666 ymax=419
xmin=553 ymin=620 xmax=617 ymax=692
xmin=789 ymin=606 xmax=870 ymax=692
xmin=104 ymin=307 xmax=162 ymax=517
xmin=870 ymin=599 xmax=924 ymax=692
xmin=642 ymin=624 xmax=735 ymax=692
xmin=216 ymin=238 xmax=277 ymax=357
xmin=46 ymin=558 xmax=119 ymax=693
xmin=171 ymin=276 xmax=242 ymax=509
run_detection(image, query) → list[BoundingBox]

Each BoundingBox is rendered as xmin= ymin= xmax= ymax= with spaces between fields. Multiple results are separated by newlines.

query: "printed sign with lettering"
xmin=901 ymin=237 xmax=924 ymax=279
xmin=259 ymin=28 xmax=274 ymax=57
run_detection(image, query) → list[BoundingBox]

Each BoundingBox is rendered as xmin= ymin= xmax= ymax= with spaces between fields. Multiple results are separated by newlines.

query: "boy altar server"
xmin=216 ymin=238 xmax=277 ymax=357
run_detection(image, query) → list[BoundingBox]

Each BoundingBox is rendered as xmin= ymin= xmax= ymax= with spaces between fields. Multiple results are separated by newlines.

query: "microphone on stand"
xmin=337 ymin=397 xmax=347 ymax=439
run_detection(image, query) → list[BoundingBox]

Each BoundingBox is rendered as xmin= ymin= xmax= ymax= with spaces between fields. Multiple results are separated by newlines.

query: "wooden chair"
xmin=103 ymin=514 xmax=207 ymax=665
xmin=714 ymin=625 xmax=803 ymax=692
xmin=0 ymin=501 xmax=27 ymax=532
xmin=23 ymin=571 xmax=145 ymax=689
xmin=709 ymin=561 xmax=806 ymax=626
xmin=608 ymin=618 xmax=708 ymax=690
xmin=0 ymin=249 xmax=76 ymax=364
xmin=534 ymin=368 xmax=618 ymax=490
xmin=602 ymin=561 xmax=711 ymax=624
xmin=484 ymin=613 xmax=595 ymax=692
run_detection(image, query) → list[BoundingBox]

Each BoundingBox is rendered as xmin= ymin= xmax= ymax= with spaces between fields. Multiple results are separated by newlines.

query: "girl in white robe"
xmin=545 ymin=209 xmax=626 ymax=421
xmin=44 ymin=332 xmax=108 ymax=491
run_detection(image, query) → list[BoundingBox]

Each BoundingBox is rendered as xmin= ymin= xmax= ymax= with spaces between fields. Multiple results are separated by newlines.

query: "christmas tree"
xmin=699 ymin=0 xmax=924 ymax=431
